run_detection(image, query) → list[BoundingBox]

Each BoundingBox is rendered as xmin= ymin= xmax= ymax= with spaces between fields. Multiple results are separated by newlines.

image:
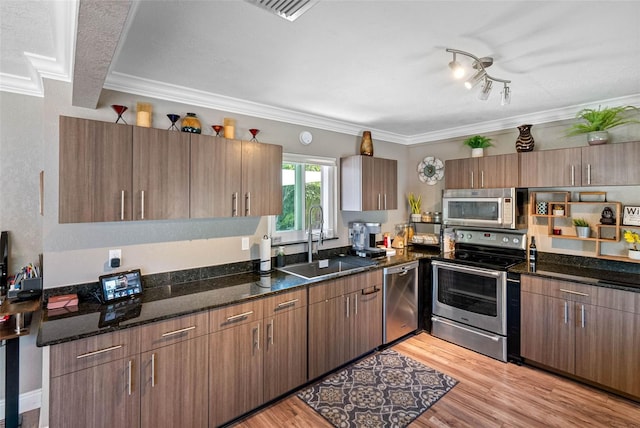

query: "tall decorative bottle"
xmin=360 ymin=131 xmax=374 ymax=156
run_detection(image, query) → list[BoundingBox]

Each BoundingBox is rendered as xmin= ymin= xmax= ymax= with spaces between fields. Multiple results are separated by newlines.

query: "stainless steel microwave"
xmin=442 ymin=188 xmax=528 ymax=230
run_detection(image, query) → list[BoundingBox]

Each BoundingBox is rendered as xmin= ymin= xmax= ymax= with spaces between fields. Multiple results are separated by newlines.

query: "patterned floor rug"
xmin=298 ymin=349 xmax=458 ymax=428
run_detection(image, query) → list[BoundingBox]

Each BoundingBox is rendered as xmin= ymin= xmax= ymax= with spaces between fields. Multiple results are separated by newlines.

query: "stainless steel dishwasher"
xmin=383 ymin=261 xmax=419 ymax=344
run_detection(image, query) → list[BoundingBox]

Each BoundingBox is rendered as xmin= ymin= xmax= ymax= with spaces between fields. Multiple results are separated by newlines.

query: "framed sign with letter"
xmin=623 ymin=206 xmax=640 ymax=226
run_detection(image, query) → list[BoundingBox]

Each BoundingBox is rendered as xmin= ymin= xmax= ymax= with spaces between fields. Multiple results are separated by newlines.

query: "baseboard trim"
xmin=0 ymin=388 xmax=41 ymax=420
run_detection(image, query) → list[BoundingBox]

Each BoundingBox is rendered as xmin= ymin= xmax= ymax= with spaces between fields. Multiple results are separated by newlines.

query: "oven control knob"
xmin=457 ymin=233 xmax=465 ymax=240
xmin=502 ymin=237 xmax=509 ymax=243
xmin=467 ymin=233 xmax=472 ymax=239
xmin=513 ymin=238 xmax=520 ymax=244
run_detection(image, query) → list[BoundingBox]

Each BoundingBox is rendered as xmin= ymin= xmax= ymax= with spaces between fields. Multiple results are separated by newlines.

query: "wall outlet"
xmin=241 ymin=237 xmax=250 ymax=251
xmin=109 ymin=249 xmax=122 ymax=268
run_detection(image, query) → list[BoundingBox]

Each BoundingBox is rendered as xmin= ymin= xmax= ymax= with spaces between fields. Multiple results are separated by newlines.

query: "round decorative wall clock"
xmin=417 ymin=156 xmax=444 ymax=185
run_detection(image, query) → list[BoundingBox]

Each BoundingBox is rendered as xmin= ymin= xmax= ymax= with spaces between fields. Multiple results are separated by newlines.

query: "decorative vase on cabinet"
xmin=181 ymin=113 xmax=202 ymax=134
xmin=515 ymin=124 xmax=534 ymax=152
xmin=360 ymin=131 xmax=373 ymax=156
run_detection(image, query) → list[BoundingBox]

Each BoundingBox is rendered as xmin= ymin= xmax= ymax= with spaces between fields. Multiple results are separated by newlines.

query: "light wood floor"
xmin=233 ymin=333 xmax=640 ymax=427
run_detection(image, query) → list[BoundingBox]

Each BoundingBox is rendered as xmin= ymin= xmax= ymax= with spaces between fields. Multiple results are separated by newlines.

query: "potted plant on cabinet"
xmin=572 ymin=218 xmax=591 ymax=238
xmin=624 ymin=230 xmax=640 ymax=260
xmin=567 ymin=105 xmax=639 ymax=145
xmin=408 ymin=193 xmax=422 ymax=222
xmin=463 ymin=135 xmax=493 ymax=157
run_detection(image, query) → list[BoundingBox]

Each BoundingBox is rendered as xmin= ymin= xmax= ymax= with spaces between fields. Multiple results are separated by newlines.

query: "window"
xmin=270 ymin=153 xmax=337 ymax=244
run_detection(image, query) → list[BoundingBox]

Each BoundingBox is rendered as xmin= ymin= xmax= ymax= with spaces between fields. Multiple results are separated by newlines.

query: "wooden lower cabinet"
xmin=50 ymin=357 xmax=140 ymax=428
xmin=308 ymin=271 xmax=383 ymax=380
xmin=140 ymin=336 xmax=209 ymax=428
xmin=209 ymin=321 xmax=263 ymax=427
xmin=521 ymin=275 xmax=640 ymax=399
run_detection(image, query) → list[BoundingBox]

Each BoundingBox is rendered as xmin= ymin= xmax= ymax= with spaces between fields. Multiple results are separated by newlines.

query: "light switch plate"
xmin=241 ymin=237 xmax=250 ymax=251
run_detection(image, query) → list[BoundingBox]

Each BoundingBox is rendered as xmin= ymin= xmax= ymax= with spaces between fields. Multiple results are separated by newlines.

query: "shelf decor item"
xmin=360 ymin=131 xmax=374 ymax=156
xmin=463 ymin=135 xmax=492 ymax=157
xmin=624 ymin=230 xmax=640 ymax=259
xmin=536 ymin=201 xmax=548 ymax=215
xmin=573 ymin=218 xmax=590 ymax=238
xmin=515 ymin=124 xmax=534 ymax=152
xmin=136 ymin=102 xmax=152 ymax=127
xmin=212 ymin=125 xmax=223 ymax=136
xmin=623 ymin=206 xmax=640 ymax=226
xmin=223 ymin=117 xmax=235 ymax=139
xmin=249 ymin=128 xmax=260 ymax=142
xmin=567 ymin=105 xmax=639 ymax=145
xmin=111 ymin=105 xmax=128 ymax=124
xmin=167 ymin=114 xmax=180 ymax=131
xmin=552 ymin=204 xmax=565 ymax=216
xmin=408 ymin=193 xmax=421 ymax=221
xmin=181 ymin=113 xmax=202 ymax=134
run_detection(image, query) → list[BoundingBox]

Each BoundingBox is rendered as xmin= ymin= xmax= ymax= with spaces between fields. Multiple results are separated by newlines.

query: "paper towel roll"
xmin=260 ymin=235 xmax=271 ymax=273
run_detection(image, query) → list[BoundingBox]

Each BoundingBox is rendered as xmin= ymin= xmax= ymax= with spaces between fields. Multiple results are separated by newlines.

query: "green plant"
xmin=624 ymin=230 xmax=640 ymax=251
xmin=463 ymin=135 xmax=493 ymax=149
xmin=567 ymin=105 xmax=640 ymax=135
xmin=407 ymin=193 xmax=421 ymax=214
xmin=572 ymin=218 xmax=589 ymax=227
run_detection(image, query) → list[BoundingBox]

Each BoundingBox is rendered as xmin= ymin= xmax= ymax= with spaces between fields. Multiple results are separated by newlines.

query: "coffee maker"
xmin=349 ymin=222 xmax=386 ymax=258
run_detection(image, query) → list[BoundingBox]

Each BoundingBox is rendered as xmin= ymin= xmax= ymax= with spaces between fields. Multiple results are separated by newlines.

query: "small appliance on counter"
xmin=349 ymin=222 xmax=386 ymax=258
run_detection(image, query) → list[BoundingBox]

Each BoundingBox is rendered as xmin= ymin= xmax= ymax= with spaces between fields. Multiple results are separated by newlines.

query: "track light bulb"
xmin=448 ymin=53 xmax=465 ymax=79
xmin=501 ymin=84 xmax=511 ymax=105
xmin=478 ymin=79 xmax=493 ymax=100
xmin=464 ymin=69 xmax=485 ymax=89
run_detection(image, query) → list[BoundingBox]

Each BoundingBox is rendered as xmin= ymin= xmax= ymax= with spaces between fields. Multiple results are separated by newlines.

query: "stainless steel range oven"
xmin=431 ymin=229 xmax=526 ymax=362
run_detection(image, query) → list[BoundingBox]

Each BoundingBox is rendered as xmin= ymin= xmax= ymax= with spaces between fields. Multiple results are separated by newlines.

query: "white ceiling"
xmin=2 ymin=0 xmax=640 ymax=144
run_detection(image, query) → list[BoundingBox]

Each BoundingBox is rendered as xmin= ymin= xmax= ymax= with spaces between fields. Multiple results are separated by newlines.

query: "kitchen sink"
xmin=277 ymin=256 xmax=375 ymax=280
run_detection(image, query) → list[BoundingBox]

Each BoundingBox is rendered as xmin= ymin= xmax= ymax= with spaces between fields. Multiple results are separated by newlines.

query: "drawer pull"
xmin=226 ymin=310 xmax=254 ymax=322
xmin=161 ymin=326 xmax=196 ymax=337
xmin=276 ymin=298 xmax=299 ymax=308
xmin=151 ymin=353 xmax=156 ymax=387
xmin=559 ymin=288 xmax=589 ymax=297
xmin=361 ymin=287 xmax=380 ymax=296
xmin=76 ymin=344 xmax=123 ymax=359
xmin=127 ymin=360 xmax=133 ymax=396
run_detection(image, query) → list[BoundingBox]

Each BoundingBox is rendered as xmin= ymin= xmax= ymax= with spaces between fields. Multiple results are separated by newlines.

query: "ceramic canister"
xmin=536 ymin=202 xmax=548 ymax=215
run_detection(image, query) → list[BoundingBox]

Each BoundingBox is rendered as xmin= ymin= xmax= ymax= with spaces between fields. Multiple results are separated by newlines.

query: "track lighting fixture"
xmin=446 ymin=48 xmax=511 ymax=103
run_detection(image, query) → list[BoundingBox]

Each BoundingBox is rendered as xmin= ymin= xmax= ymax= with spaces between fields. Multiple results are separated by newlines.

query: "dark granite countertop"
xmin=509 ymin=255 xmax=640 ymax=294
xmin=37 ymin=247 xmax=439 ymax=347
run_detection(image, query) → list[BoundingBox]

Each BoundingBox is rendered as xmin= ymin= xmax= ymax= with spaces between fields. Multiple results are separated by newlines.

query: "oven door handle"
xmin=431 ymin=316 xmax=501 ymax=341
xmin=432 ymin=261 xmax=503 ymax=278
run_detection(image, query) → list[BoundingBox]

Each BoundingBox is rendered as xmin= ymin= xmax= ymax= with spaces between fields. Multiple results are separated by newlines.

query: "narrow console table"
xmin=1 ymin=298 xmax=39 ymax=428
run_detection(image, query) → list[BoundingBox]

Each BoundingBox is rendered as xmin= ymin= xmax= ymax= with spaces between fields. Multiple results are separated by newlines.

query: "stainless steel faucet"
xmin=308 ymin=205 xmax=324 ymax=262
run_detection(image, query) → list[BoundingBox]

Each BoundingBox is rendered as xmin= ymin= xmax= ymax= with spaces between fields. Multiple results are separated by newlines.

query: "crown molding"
xmin=0 ymin=0 xmax=77 ymax=97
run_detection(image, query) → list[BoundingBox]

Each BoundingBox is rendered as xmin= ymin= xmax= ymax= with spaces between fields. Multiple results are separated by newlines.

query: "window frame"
xmin=269 ymin=153 xmax=337 ymax=245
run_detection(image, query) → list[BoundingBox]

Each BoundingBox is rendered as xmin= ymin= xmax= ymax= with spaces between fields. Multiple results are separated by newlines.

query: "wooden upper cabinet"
xmin=241 ymin=140 xmax=283 ymax=216
xmin=478 ymin=153 xmax=519 ymax=188
xmin=519 ymin=148 xmax=582 ymax=188
xmin=581 ymin=141 xmax=640 ymax=186
xmin=445 ymin=153 xmax=519 ymax=189
xmin=59 ymin=116 xmax=133 ymax=223
xmin=190 ymin=135 xmax=242 ymax=218
xmin=133 ymin=127 xmax=190 ymax=220
xmin=341 ymin=155 xmax=398 ymax=211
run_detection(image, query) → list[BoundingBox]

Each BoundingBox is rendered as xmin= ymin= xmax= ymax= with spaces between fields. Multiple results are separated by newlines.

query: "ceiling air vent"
xmin=245 ymin=0 xmax=319 ymax=22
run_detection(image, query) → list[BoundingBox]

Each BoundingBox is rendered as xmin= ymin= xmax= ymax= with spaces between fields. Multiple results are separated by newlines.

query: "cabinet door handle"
xmin=571 ymin=165 xmax=575 ymax=186
xmin=120 ymin=190 xmax=125 ymax=221
xmin=76 ymin=344 xmax=123 ymax=359
xmin=276 ymin=298 xmax=299 ymax=309
xmin=481 ymin=171 xmax=485 ymax=189
xmin=253 ymin=324 xmax=260 ymax=355
xmin=564 ymin=301 xmax=568 ymax=324
xmin=559 ymin=288 xmax=589 ymax=297
xmin=161 ymin=325 xmax=196 ymax=337
xmin=470 ymin=171 xmax=474 ymax=189
xmin=151 ymin=353 xmax=156 ymax=387
xmin=346 ymin=296 xmax=350 ymax=318
xmin=245 ymin=192 xmax=251 ymax=216
xmin=127 ymin=359 xmax=133 ymax=396
xmin=354 ymin=293 xmax=358 ymax=315
xmin=267 ymin=319 xmax=274 ymax=346
xmin=140 ymin=190 xmax=145 ymax=220
xmin=378 ymin=194 xmax=381 ymax=210
xmin=226 ymin=310 xmax=254 ymax=322
xmin=587 ymin=164 xmax=591 ymax=185
xmin=232 ymin=192 xmax=238 ymax=217
xmin=581 ymin=304 xmax=585 ymax=328
xmin=361 ymin=286 xmax=380 ymax=296
xmin=384 ymin=194 xmax=387 ymax=210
